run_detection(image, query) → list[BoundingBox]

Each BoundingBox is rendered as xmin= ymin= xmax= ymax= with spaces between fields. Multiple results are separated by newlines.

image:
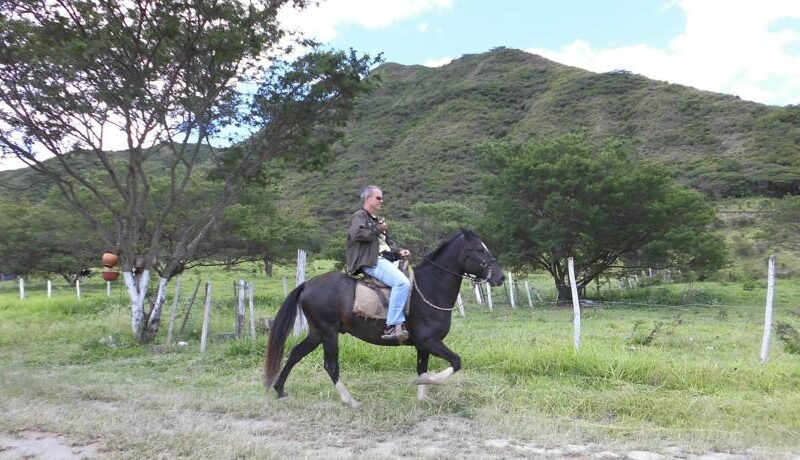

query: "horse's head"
xmin=458 ymin=230 xmax=505 ymax=286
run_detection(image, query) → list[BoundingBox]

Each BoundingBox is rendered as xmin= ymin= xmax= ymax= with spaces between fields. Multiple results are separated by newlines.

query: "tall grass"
xmin=1 ymin=271 xmax=799 ymax=456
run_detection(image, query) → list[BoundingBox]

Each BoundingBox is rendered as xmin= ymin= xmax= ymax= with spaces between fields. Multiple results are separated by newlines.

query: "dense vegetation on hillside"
xmin=2 ymin=48 xmax=798 ymax=233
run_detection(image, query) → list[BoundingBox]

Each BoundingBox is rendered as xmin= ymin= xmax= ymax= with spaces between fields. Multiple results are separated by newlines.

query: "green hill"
xmin=2 ymin=47 xmax=799 ymax=222
xmin=279 ymin=48 xmax=799 ymax=226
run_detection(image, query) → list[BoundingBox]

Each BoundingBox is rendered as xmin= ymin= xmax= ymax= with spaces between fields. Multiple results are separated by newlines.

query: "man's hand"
xmin=399 ymin=249 xmax=411 ymax=258
xmin=377 ymin=218 xmax=388 ymax=234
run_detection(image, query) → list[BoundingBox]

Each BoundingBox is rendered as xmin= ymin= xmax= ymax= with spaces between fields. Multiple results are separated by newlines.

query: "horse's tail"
xmin=264 ymin=283 xmax=305 ymax=389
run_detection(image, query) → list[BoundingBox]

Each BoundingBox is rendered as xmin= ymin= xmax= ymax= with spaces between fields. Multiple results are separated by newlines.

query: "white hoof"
xmin=418 ymin=381 xmax=429 ymax=401
xmin=415 ymin=367 xmax=454 ymax=385
xmin=335 ymin=381 xmax=361 ymax=408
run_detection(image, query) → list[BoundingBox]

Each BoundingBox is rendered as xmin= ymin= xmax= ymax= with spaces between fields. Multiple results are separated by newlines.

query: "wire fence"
xmin=2 ymin=254 xmax=796 ymax=362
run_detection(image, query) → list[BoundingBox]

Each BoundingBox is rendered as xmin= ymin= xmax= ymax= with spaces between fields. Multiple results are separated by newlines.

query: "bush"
xmin=776 ymin=322 xmax=800 ymax=354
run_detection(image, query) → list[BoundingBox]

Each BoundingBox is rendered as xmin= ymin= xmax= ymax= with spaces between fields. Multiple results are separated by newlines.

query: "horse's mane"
xmin=420 ymin=229 xmax=478 ymax=265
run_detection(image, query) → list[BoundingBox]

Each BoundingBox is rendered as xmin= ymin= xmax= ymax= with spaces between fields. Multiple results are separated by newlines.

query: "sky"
xmin=279 ymin=0 xmax=800 ymax=106
xmin=2 ymin=0 xmax=799 ymax=171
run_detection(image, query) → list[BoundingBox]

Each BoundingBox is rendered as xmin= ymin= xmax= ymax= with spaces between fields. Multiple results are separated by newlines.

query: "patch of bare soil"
xmin=0 ymin=431 xmax=98 ymax=459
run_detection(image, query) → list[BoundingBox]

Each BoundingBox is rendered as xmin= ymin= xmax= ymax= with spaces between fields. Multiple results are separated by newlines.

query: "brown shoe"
xmin=381 ymin=324 xmax=409 ymax=341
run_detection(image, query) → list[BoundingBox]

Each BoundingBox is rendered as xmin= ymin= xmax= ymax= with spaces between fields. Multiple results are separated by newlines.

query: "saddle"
xmin=351 ymin=260 xmax=413 ymax=320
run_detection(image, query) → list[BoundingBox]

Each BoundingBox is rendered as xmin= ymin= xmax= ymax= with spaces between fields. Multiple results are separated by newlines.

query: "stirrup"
xmin=381 ymin=324 xmax=409 ymax=341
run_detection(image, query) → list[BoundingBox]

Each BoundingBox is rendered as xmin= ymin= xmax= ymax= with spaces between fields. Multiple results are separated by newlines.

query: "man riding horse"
xmin=345 ymin=185 xmax=411 ymax=341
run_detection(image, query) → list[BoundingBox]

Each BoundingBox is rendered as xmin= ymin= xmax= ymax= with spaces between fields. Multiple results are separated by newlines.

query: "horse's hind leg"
xmin=273 ymin=332 xmax=321 ymax=398
xmin=321 ymin=334 xmax=360 ymax=408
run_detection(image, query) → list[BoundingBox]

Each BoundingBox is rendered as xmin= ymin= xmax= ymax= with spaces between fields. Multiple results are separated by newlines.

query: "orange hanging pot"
xmin=102 ymin=251 xmax=119 ymax=268
xmin=102 ymin=270 xmax=120 ymax=281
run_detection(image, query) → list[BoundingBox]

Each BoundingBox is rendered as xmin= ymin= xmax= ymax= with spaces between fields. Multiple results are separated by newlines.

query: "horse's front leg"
xmin=416 ymin=348 xmax=430 ymax=401
xmin=321 ymin=334 xmax=360 ymax=408
xmin=415 ymin=339 xmax=461 ymax=385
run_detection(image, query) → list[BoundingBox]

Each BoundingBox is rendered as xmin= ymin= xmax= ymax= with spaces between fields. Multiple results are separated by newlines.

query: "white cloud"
xmin=527 ymin=0 xmax=800 ymax=105
xmin=417 ymin=22 xmax=429 ymax=32
xmin=423 ymin=56 xmax=454 ymax=67
xmin=278 ymin=0 xmax=453 ymax=42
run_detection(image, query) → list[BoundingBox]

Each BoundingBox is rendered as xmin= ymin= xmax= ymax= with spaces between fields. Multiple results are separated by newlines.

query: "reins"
xmin=413 ymin=246 xmax=495 ymax=312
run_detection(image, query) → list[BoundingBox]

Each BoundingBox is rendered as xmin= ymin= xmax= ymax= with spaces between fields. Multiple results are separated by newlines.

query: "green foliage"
xmin=407 ymin=200 xmax=480 ymax=254
xmin=759 ymin=195 xmax=800 ymax=252
xmin=776 ymin=322 xmax=800 ymax=355
xmin=479 ymin=133 xmax=726 ymax=299
xmin=0 ymin=194 xmax=102 ymax=282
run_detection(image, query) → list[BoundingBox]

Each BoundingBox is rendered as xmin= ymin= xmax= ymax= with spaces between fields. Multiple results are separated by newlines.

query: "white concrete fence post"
xmin=567 ymin=257 xmax=581 ymax=351
xmin=507 ymin=272 xmax=516 ymax=309
xmin=293 ymin=249 xmax=308 ymax=336
xmin=760 ymin=255 xmax=776 ymax=364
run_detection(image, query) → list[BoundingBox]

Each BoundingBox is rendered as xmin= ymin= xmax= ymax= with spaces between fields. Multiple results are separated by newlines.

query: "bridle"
xmin=414 ymin=240 xmax=497 ymax=311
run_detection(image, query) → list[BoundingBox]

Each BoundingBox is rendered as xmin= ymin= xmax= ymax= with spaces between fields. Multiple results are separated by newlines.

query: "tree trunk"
xmin=124 ymin=270 xmax=151 ymax=342
xmin=141 ymin=277 xmax=169 ymax=343
xmin=263 ymin=256 xmax=274 ymax=278
xmin=556 ymin=283 xmax=586 ymax=302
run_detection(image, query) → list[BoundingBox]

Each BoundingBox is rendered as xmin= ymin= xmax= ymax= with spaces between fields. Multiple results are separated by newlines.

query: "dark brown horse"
xmin=264 ymin=229 xmax=505 ymax=406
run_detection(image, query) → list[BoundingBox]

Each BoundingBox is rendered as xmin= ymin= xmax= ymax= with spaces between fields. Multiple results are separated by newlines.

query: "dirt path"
xmin=1 ymin=420 xmax=790 ymax=460
xmin=0 ymin=431 xmax=98 ymax=459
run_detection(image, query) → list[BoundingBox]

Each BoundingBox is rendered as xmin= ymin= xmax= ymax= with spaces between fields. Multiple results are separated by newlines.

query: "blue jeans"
xmin=363 ymin=257 xmax=410 ymax=326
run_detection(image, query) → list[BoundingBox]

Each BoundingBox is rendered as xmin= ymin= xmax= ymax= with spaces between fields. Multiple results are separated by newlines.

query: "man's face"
xmin=365 ymin=190 xmax=383 ymax=213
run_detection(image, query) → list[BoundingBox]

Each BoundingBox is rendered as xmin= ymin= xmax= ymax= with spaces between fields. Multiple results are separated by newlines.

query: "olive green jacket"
xmin=345 ymin=209 xmax=402 ymax=274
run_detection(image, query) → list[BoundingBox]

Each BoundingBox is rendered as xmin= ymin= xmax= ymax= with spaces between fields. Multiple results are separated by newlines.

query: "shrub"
xmin=776 ymin=322 xmax=800 ymax=354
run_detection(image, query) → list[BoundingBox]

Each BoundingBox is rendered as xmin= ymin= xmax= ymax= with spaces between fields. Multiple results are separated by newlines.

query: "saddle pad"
xmin=352 ymin=263 xmax=413 ymax=320
xmin=353 ymin=283 xmax=390 ymax=319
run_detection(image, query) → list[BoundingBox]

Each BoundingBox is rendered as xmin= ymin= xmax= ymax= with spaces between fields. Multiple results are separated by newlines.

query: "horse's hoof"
xmin=415 ymin=367 xmax=454 ymax=385
xmin=275 ymin=390 xmax=287 ymax=399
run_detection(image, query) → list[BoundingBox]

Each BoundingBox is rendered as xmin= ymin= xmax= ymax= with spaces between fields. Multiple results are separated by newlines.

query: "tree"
xmin=480 ymin=134 xmax=726 ymax=300
xmin=404 ymin=201 xmax=480 ymax=255
xmin=0 ymin=194 xmax=102 ymax=285
xmin=199 ymin=186 xmax=322 ymax=277
xmin=760 ymin=195 xmax=800 ymax=252
xmin=0 ymin=0 xmax=378 ymax=341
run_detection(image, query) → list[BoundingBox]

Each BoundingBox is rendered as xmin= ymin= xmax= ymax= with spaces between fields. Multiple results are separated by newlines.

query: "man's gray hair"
xmin=360 ymin=185 xmax=381 ymax=202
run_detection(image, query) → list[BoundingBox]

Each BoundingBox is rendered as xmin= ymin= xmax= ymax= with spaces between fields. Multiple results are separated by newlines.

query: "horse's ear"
xmin=461 ymin=228 xmax=476 ymax=242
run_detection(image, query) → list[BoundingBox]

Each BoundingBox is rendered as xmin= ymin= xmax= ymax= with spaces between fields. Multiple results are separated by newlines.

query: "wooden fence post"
xmin=19 ymin=278 xmax=24 ymax=300
xmin=248 ymin=282 xmax=256 ymax=339
xmin=473 ymin=283 xmax=483 ymax=304
xmin=178 ymin=279 xmax=201 ymax=341
xmin=282 ymin=275 xmax=288 ymax=297
xmin=568 ymin=257 xmax=581 ymax=351
xmin=166 ymin=278 xmax=181 ymax=345
xmin=76 ymin=280 xmax=81 ymax=300
xmin=760 ymin=255 xmax=776 ymax=364
xmin=236 ymin=279 xmax=245 ymax=338
xmin=524 ymin=281 xmax=533 ymax=309
xmin=456 ymin=293 xmax=465 ymax=318
xmin=200 ymin=281 xmax=212 ymax=353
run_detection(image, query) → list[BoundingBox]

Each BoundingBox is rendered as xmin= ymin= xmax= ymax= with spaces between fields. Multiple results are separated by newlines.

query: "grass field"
xmin=1 ymin=263 xmax=799 ymax=458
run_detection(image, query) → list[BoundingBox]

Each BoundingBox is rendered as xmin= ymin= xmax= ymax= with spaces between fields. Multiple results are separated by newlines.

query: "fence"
xmin=1 ymin=254 xmax=791 ymax=363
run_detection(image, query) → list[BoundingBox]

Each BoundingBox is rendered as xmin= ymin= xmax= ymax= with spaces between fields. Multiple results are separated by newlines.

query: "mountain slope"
xmin=283 ymin=47 xmax=798 ymax=226
xmin=3 ymin=48 xmax=798 ymax=225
